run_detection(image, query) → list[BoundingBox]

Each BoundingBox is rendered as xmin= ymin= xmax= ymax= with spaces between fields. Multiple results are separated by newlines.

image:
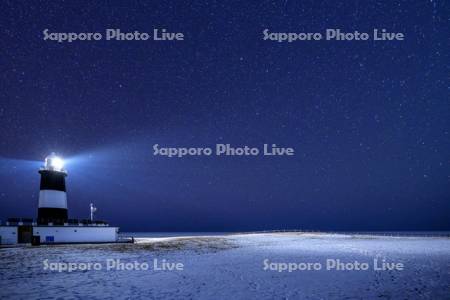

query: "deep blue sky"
xmin=0 ymin=1 xmax=448 ymax=231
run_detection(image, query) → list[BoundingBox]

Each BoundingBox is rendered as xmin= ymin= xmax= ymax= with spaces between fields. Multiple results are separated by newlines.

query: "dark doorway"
xmin=18 ymin=226 xmax=32 ymax=243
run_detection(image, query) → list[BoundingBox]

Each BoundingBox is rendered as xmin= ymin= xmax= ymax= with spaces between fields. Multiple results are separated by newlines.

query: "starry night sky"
xmin=0 ymin=1 xmax=448 ymax=232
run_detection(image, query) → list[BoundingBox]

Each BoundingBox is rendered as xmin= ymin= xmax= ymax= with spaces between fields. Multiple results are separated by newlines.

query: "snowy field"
xmin=1 ymin=232 xmax=449 ymax=299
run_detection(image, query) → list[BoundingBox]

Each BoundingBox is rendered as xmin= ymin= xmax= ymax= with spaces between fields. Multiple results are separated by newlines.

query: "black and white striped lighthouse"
xmin=37 ymin=153 xmax=68 ymax=225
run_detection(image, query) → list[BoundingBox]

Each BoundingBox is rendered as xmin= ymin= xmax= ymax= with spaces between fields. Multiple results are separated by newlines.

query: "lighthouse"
xmin=0 ymin=153 xmax=123 ymax=245
xmin=37 ymin=153 xmax=68 ymax=225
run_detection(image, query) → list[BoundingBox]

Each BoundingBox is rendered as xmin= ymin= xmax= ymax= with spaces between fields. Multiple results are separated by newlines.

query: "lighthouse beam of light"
xmin=62 ymin=144 xmax=165 ymax=196
xmin=0 ymin=156 xmax=42 ymax=173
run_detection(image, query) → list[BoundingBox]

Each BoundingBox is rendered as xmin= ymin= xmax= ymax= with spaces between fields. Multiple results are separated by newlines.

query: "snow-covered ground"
xmin=1 ymin=232 xmax=449 ymax=299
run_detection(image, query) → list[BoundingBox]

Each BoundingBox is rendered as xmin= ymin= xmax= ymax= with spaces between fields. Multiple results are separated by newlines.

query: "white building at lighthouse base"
xmin=33 ymin=225 xmax=118 ymax=244
xmin=0 ymin=222 xmax=118 ymax=245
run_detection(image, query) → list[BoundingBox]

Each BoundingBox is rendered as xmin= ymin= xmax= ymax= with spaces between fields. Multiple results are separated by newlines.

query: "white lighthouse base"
xmin=0 ymin=226 xmax=18 ymax=244
xmin=0 ymin=225 xmax=119 ymax=245
xmin=33 ymin=226 xmax=118 ymax=244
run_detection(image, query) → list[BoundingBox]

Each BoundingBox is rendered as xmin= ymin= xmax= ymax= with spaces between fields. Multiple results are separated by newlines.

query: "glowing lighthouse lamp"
xmin=44 ymin=153 xmax=65 ymax=172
